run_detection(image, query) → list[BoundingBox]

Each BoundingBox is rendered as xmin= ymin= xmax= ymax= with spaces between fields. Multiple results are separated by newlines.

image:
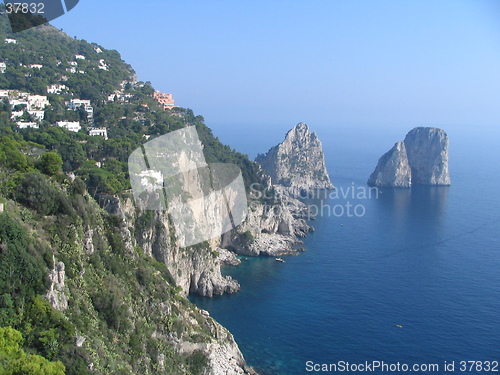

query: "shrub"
xmin=14 ymin=172 xmax=61 ymax=215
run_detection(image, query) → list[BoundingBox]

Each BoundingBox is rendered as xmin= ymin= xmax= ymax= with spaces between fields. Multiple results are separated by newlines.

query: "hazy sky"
xmin=50 ymin=0 xmax=500 ymax=134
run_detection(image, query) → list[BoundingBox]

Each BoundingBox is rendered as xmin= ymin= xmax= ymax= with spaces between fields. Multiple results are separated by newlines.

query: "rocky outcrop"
xmin=102 ymin=195 xmax=239 ymax=298
xmin=255 ymin=123 xmax=334 ymax=196
xmin=46 ymin=257 xmax=68 ymax=311
xmin=368 ymin=127 xmax=450 ymax=187
xmin=404 ymin=127 xmax=451 ymax=185
xmin=223 ymin=180 xmax=312 ymax=256
xmin=368 ymin=141 xmax=412 ymax=187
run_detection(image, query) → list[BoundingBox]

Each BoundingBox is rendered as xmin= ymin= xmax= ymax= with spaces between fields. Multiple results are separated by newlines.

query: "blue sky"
xmin=50 ymin=0 xmax=500 ymax=135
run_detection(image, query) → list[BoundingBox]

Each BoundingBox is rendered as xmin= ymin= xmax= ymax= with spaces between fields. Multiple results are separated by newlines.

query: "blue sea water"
xmin=190 ymin=124 xmax=500 ymax=375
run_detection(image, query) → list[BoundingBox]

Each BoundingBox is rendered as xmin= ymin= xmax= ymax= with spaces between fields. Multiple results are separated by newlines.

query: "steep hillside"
xmin=0 ymin=176 xmax=254 ymax=374
xmin=0 ymin=13 xmax=313 ymax=375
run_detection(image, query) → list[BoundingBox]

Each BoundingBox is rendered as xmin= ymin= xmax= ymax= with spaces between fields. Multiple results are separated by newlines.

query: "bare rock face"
xmin=368 ymin=127 xmax=450 ymax=187
xmin=46 ymin=260 xmax=68 ymax=311
xmin=255 ymin=122 xmax=334 ymax=196
xmin=368 ymin=141 xmax=412 ymax=187
xmin=404 ymin=127 xmax=450 ymax=185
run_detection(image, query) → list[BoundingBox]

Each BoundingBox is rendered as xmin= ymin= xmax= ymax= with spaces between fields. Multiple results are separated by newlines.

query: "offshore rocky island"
xmin=256 ymin=122 xmax=334 ymax=196
xmin=368 ymin=127 xmax=451 ymax=187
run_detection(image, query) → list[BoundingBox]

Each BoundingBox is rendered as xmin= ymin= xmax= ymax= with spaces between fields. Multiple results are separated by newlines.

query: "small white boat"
xmin=275 ymin=257 xmax=285 ymax=263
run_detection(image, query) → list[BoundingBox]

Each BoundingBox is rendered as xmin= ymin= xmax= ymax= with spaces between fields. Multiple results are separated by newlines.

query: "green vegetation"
xmin=0 ymin=326 xmax=65 ymax=375
xmin=0 ymin=12 xmax=260 ymax=374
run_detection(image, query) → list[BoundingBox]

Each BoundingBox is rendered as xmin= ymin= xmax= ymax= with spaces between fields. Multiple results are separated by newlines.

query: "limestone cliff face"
xmin=255 ymin=123 xmax=334 ymax=196
xmin=368 ymin=127 xmax=450 ymax=187
xmin=404 ymin=127 xmax=450 ymax=185
xmin=100 ymin=196 xmax=255 ymax=374
xmin=221 ymin=175 xmax=312 ymax=256
xmin=367 ymin=141 xmax=412 ymax=187
xmin=102 ymin=196 xmax=239 ymax=298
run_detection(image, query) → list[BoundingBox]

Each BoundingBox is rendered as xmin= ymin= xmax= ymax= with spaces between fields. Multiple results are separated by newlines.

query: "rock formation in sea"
xmin=404 ymin=127 xmax=451 ymax=185
xmin=255 ymin=122 xmax=334 ymax=196
xmin=367 ymin=141 xmax=412 ymax=187
xmin=368 ymin=127 xmax=450 ymax=187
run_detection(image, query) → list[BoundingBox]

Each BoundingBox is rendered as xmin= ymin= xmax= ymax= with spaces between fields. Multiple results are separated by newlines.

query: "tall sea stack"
xmin=255 ymin=122 xmax=334 ymax=196
xmin=368 ymin=127 xmax=450 ymax=187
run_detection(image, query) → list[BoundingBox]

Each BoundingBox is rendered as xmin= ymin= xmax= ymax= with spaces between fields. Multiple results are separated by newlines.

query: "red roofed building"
xmin=152 ymin=91 xmax=175 ymax=110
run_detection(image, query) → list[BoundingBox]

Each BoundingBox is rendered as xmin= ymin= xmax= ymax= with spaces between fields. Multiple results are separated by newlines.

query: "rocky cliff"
xmin=102 ymin=195 xmax=240 ymax=298
xmin=404 ymin=127 xmax=451 ymax=185
xmin=0 ymin=189 xmax=257 ymax=375
xmin=368 ymin=127 xmax=450 ymax=187
xmin=255 ymin=123 xmax=334 ymax=196
xmin=367 ymin=141 xmax=412 ymax=187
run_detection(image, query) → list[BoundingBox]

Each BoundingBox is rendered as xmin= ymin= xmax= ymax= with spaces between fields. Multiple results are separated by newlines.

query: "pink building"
xmin=152 ymin=91 xmax=175 ymax=110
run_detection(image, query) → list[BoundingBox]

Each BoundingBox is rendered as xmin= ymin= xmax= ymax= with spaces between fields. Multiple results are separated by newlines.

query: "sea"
xmin=189 ymin=123 xmax=500 ymax=375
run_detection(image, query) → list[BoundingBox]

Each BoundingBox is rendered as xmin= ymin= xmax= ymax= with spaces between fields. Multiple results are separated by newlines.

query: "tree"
xmin=0 ymin=326 xmax=66 ymax=375
xmin=0 ymin=137 xmax=31 ymax=172
xmin=14 ymin=172 xmax=62 ymax=215
xmin=38 ymin=152 xmax=63 ymax=176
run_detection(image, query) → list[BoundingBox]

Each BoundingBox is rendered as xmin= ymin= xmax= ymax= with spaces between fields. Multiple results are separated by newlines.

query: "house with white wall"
xmin=57 ymin=121 xmax=81 ymax=132
xmin=27 ymin=95 xmax=50 ymax=110
xmin=47 ymin=84 xmax=67 ymax=94
xmin=17 ymin=122 xmax=39 ymax=129
xmin=88 ymin=127 xmax=108 ymax=140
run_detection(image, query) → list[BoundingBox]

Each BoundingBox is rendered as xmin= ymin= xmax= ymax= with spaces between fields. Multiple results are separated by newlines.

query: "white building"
xmin=68 ymin=99 xmax=93 ymax=121
xmin=10 ymin=111 xmax=23 ymax=119
xmin=5 ymin=38 xmax=17 ymax=44
xmin=68 ymin=61 xmax=78 ymax=66
xmin=88 ymin=127 xmax=108 ymax=140
xmin=0 ymin=62 xmax=6 ymax=74
xmin=27 ymin=95 xmax=50 ymax=110
xmin=107 ymin=91 xmax=133 ymax=102
xmin=28 ymin=110 xmax=45 ymax=120
xmin=9 ymin=99 xmax=28 ymax=110
xmin=47 ymin=84 xmax=67 ymax=94
xmin=9 ymin=91 xmax=29 ymax=99
xmin=94 ymin=47 xmax=102 ymax=53
xmin=98 ymin=59 xmax=108 ymax=70
xmin=29 ymin=64 xmax=43 ymax=69
xmin=68 ymin=99 xmax=91 ymax=109
xmin=17 ymin=122 xmax=39 ymax=129
xmin=57 ymin=121 xmax=81 ymax=132
xmin=75 ymin=55 xmax=85 ymax=60
xmin=0 ymin=90 xmax=8 ymax=98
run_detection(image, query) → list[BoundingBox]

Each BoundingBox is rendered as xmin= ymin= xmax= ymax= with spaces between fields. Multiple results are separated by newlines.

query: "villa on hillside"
xmin=88 ymin=127 xmax=108 ymax=140
xmin=67 ymin=99 xmax=94 ymax=122
xmin=57 ymin=121 xmax=81 ymax=132
xmin=47 ymin=84 xmax=67 ymax=94
xmin=17 ymin=122 xmax=38 ymax=129
xmin=152 ymin=91 xmax=176 ymax=110
xmin=27 ymin=95 xmax=50 ymax=109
